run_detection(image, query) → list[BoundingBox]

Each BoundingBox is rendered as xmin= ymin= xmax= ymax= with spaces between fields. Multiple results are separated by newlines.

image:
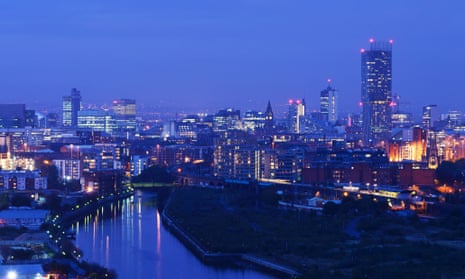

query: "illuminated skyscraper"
xmin=288 ymin=99 xmax=305 ymax=133
xmin=62 ymin=88 xmax=82 ymax=127
xmin=422 ymin=104 xmax=437 ymax=130
xmin=361 ymin=38 xmax=393 ymax=146
xmin=320 ymin=79 xmax=338 ymax=123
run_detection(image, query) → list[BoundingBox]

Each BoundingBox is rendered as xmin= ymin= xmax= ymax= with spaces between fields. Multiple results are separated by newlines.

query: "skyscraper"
xmin=320 ymin=79 xmax=338 ymax=123
xmin=422 ymin=104 xmax=437 ymax=130
xmin=62 ymin=88 xmax=82 ymax=127
xmin=288 ymin=99 xmax=305 ymax=133
xmin=361 ymin=38 xmax=393 ymax=146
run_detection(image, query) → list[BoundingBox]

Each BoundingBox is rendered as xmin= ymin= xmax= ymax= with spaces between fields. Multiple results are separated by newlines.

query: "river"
xmin=72 ymin=190 xmax=275 ymax=279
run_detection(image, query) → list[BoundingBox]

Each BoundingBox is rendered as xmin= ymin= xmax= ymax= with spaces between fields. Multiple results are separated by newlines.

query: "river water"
xmin=72 ymin=190 xmax=274 ymax=279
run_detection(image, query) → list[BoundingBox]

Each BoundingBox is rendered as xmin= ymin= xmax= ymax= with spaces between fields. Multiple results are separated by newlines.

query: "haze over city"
xmin=1 ymin=0 xmax=465 ymax=116
xmin=4 ymin=1 xmax=465 ymax=278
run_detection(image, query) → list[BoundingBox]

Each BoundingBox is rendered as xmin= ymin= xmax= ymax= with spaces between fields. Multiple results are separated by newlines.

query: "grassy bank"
xmin=165 ymin=187 xmax=465 ymax=278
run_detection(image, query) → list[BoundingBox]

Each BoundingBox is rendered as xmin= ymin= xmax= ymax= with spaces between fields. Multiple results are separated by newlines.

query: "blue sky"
xmin=1 ymin=0 xmax=464 ymax=117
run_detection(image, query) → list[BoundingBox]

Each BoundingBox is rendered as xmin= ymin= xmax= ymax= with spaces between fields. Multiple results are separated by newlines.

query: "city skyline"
xmin=1 ymin=1 xmax=464 ymax=116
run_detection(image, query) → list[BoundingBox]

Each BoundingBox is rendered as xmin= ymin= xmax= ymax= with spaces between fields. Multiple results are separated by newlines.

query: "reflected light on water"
xmin=92 ymin=213 xmax=97 ymax=252
xmin=156 ymin=210 xmax=161 ymax=254
xmin=105 ymin=235 xmax=110 ymax=267
xmin=73 ymin=191 xmax=273 ymax=279
xmin=138 ymin=197 xmax=142 ymax=249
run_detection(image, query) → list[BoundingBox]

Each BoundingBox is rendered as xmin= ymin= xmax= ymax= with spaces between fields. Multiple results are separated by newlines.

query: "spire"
xmin=266 ymin=100 xmax=273 ymax=114
xmin=264 ymin=100 xmax=275 ymax=135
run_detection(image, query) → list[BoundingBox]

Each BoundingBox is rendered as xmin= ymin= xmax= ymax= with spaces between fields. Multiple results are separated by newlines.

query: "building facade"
xmin=112 ymin=99 xmax=137 ymax=134
xmin=288 ymin=99 xmax=305 ymax=133
xmin=0 ymin=104 xmax=26 ymax=128
xmin=62 ymin=88 xmax=82 ymax=127
xmin=361 ymin=39 xmax=393 ymax=146
xmin=422 ymin=105 xmax=437 ymax=130
xmin=320 ymin=81 xmax=338 ymax=123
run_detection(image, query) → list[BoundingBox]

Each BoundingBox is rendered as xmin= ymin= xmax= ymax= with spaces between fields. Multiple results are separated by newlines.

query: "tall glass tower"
xmin=361 ymin=38 xmax=393 ymax=146
xmin=320 ymin=79 xmax=338 ymax=123
xmin=62 ymin=88 xmax=82 ymax=127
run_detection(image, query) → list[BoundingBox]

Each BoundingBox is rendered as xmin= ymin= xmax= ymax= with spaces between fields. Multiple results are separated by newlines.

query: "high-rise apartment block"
xmin=361 ymin=39 xmax=393 ymax=146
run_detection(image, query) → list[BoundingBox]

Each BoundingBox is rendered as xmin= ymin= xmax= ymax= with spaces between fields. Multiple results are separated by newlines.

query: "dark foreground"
xmin=165 ymin=186 xmax=465 ymax=278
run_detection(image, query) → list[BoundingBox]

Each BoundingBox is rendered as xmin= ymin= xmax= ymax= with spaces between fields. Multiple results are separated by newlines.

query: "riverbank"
xmin=58 ymin=188 xmax=134 ymax=228
xmin=44 ymin=188 xmax=134 ymax=277
xmin=162 ymin=186 xmax=465 ymax=278
xmin=161 ymin=187 xmax=301 ymax=278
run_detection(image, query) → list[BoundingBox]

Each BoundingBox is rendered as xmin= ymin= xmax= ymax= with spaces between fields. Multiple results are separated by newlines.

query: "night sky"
xmin=1 ymin=0 xmax=464 ymax=117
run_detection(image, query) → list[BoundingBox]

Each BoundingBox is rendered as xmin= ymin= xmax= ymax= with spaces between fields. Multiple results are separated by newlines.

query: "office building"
xmin=46 ymin=112 xmax=59 ymax=128
xmin=361 ymin=38 xmax=393 ymax=146
xmin=288 ymin=99 xmax=305 ymax=133
xmin=441 ymin=110 xmax=462 ymax=129
xmin=0 ymin=104 xmax=26 ymax=128
xmin=213 ymin=108 xmax=241 ymax=132
xmin=422 ymin=105 xmax=437 ymax=130
xmin=320 ymin=80 xmax=338 ymax=123
xmin=78 ymin=110 xmax=117 ymax=134
xmin=112 ymin=99 xmax=137 ymax=133
xmin=243 ymin=110 xmax=266 ymax=131
xmin=62 ymin=88 xmax=82 ymax=127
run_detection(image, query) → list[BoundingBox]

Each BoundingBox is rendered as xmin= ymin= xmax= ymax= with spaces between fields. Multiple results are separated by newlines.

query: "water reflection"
xmin=73 ymin=190 xmax=274 ymax=279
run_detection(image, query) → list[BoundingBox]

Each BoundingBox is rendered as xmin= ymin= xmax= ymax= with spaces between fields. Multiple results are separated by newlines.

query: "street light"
xmin=7 ymin=270 xmax=17 ymax=279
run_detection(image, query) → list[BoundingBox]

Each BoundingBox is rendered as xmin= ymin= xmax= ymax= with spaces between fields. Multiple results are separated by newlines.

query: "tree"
xmin=45 ymin=165 xmax=61 ymax=190
xmin=0 ymin=193 xmax=9 ymax=210
xmin=44 ymin=193 xmax=62 ymax=212
xmin=436 ymin=161 xmax=461 ymax=186
xmin=10 ymin=194 xmax=32 ymax=207
xmin=132 ymin=166 xmax=174 ymax=184
xmin=323 ymin=201 xmax=340 ymax=216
